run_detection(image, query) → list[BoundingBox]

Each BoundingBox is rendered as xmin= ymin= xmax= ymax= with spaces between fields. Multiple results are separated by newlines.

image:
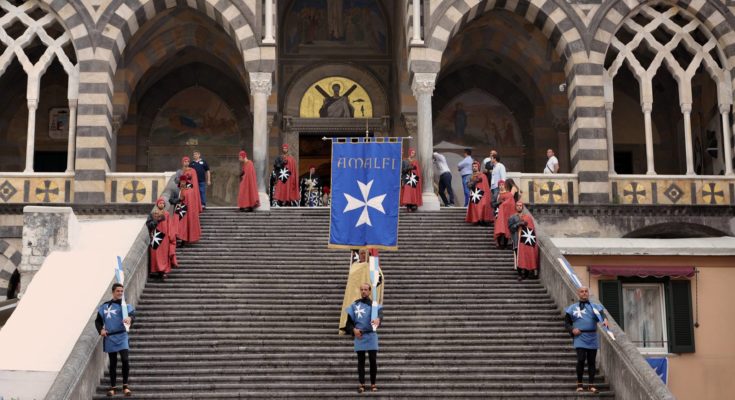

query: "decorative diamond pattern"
xmin=663 ymin=183 xmax=684 ymax=203
xmin=0 ymin=180 xmax=17 ymax=202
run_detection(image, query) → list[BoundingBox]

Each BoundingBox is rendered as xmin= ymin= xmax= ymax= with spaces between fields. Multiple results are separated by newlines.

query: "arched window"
xmin=0 ymin=1 xmax=79 ymax=173
xmin=604 ymin=3 xmax=732 ymax=176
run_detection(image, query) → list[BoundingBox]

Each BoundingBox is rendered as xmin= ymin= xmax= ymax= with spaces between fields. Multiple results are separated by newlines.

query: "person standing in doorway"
xmin=273 ymin=143 xmax=300 ymax=206
xmin=190 ymin=150 xmax=211 ymax=209
xmin=96 ymin=283 xmax=135 ymax=397
xmin=457 ymin=149 xmax=474 ymax=207
xmin=544 ymin=148 xmax=559 ymax=174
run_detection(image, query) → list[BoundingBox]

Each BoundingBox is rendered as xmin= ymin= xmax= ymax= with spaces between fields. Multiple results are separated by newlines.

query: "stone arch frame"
xmin=592 ymin=0 xmax=735 ymax=177
xmin=73 ymin=0 xmax=273 ymax=202
xmin=282 ymin=63 xmax=389 ymax=118
xmin=111 ymin=12 xmax=250 ymax=123
xmin=0 ymin=239 xmax=22 ymax=301
xmin=623 ymin=221 xmax=729 ymax=238
xmin=421 ymin=0 xmax=609 ymax=203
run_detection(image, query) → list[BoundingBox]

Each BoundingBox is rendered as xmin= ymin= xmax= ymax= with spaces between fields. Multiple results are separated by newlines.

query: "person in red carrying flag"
xmin=509 ymin=200 xmax=538 ymax=281
xmin=465 ymin=160 xmax=493 ymax=225
xmin=273 ymin=143 xmax=300 ymax=206
xmin=146 ymin=197 xmax=176 ymax=280
xmin=400 ymin=148 xmax=422 ymax=212
xmin=176 ymin=174 xmax=201 ymax=245
xmin=237 ymin=150 xmax=260 ymax=212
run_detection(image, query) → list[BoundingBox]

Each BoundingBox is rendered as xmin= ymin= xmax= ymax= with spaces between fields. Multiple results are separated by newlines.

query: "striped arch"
xmin=422 ymin=0 xmax=609 ymax=203
xmin=73 ymin=0 xmax=272 ymax=203
xmin=112 ymin=19 xmax=249 ymax=121
xmin=0 ymin=240 xmax=21 ymax=300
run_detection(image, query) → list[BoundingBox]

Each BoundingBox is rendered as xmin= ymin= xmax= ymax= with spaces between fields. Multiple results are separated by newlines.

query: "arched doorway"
xmin=113 ymin=8 xmax=251 ymax=206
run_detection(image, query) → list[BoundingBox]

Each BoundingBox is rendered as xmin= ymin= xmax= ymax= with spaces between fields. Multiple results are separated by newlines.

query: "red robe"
xmin=517 ymin=214 xmax=538 ymax=270
xmin=238 ymin=160 xmax=260 ymax=208
xmin=465 ymin=173 xmax=493 ymax=223
xmin=177 ymin=187 xmax=201 ymax=243
xmin=168 ymin=209 xmax=179 ymax=267
xmin=150 ymin=211 xmax=176 ymax=274
xmin=400 ymin=159 xmax=423 ymax=206
xmin=183 ymin=168 xmax=203 ymax=211
xmin=274 ymin=155 xmax=300 ymax=202
xmin=494 ymin=192 xmax=515 ymax=241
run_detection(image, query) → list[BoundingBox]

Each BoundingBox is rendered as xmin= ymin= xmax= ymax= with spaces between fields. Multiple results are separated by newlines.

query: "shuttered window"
xmin=667 ymin=280 xmax=695 ymax=353
xmin=598 ymin=279 xmax=694 ymax=354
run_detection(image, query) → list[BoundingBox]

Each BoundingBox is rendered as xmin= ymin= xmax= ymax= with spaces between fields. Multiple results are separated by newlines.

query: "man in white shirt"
xmin=490 ymin=154 xmax=507 ymax=199
xmin=457 ymin=149 xmax=474 ymax=207
xmin=433 ymin=152 xmax=455 ymax=206
xmin=544 ymin=149 xmax=559 ymax=174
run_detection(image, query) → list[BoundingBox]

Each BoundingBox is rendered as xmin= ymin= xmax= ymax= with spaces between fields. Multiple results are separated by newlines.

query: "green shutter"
xmin=667 ymin=280 xmax=695 ymax=353
xmin=598 ymin=280 xmax=623 ymax=329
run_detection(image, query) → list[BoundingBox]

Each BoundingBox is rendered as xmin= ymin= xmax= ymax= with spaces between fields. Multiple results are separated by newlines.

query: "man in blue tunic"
xmin=565 ymin=286 xmax=608 ymax=394
xmin=345 ymin=283 xmax=383 ymax=393
xmin=95 ymin=283 xmax=135 ymax=397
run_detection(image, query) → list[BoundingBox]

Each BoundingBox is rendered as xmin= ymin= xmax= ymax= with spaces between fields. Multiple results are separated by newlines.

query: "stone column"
xmin=66 ymin=99 xmax=78 ymax=172
xmin=721 ymin=104 xmax=734 ymax=176
xmin=642 ymin=101 xmax=656 ymax=175
xmin=250 ymin=72 xmax=273 ymax=211
xmin=410 ymin=0 xmax=423 ymax=45
xmin=24 ymin=99 xmax=39 ymax=173
xmin=605 ymin=102 xmax=616 ymax=175
xmin=681 ymin=103 xmax=695 ymax=175
xmin=411 ymin=73 xmax=440 ymax=211
xmin=263 ymin=0 xmax=275 ymax=44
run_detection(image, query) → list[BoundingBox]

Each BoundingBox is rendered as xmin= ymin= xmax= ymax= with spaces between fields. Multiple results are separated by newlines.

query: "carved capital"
xmin=411 ymin=73 xmax=436 ymax=97
xmin=719 ymin=103 xmax=731 ymax=115
xmin=249 ymin=72 xmax=272 ymax=95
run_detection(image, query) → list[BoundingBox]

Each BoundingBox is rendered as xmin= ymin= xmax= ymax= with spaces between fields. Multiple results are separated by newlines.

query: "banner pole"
xmin=115 ymin=256 xmax=130 ymax=332
xmin=368 ymin=249 xmax=379 ymax=331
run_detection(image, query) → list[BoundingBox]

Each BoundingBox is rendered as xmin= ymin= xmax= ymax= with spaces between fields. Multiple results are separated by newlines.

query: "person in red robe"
xmin=238 ymin=150 xmax=260 ymax=211
xmin=493 ymin=180 xmax=515 ymax=248
xmin=273 ymin=143 xmax=299 ymax=206
xmin=146 ymin=198 xmax=176 ymax=280
xmin=465 ymin=160 xmax=493 ymax=225
xmin=509 ymin=201 xmax=538 ymax=281
xmin=400 ymin=148 xmax=422 ymax=211
xmin=176 ymin=175 xmax=201 ymax=244
xmin=180 ymin=156 xmax=202 ymax=212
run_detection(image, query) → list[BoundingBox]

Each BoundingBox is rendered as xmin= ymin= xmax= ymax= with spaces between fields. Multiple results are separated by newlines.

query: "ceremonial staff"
xmin=114 ymin=256 xmax=130 ymax=332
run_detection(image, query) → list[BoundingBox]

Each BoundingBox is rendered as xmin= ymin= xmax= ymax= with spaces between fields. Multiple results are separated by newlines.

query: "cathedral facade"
xmin=0 ymin=0 xmax=733 ymax=208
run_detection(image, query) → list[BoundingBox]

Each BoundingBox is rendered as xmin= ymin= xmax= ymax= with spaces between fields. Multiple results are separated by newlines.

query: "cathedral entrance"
xmin=298 ymin=131 xmax=375 ymax=195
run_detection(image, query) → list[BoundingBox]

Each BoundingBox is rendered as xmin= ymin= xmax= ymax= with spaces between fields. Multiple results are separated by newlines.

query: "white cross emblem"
xmin=521 ymin=227 xmax=536 ymax=246
xmin=355 ymin=304 xmax=366 ymax=319
xmin=573 ymin=306 xmax=586 ymax=319
xmin=343 ymin=180 xmax=386 ymax=227
xmin=104 ymin=305 xmax=118 ymax=319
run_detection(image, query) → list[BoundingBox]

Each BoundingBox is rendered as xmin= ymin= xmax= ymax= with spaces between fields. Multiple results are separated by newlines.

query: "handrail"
xmin=536 ymin=229 xmax=675 ymax=400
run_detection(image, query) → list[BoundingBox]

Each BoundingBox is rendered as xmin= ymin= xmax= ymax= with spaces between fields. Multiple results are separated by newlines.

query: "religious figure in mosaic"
xmin=316 ymin=83 xmax=357 ymax=117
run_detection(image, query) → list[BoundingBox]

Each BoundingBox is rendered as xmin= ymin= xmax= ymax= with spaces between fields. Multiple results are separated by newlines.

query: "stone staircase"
xmin=94 ymin=208 xmax=612 ymax=398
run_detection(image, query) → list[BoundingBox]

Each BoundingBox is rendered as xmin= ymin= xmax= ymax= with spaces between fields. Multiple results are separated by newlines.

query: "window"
xmin=622 ymin=283 xmax=667 ymax=353
xmin=599 ymin=279 xmax=694 ymax=354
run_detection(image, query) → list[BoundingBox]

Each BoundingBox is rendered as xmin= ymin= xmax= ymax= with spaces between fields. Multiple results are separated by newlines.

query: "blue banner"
xmin=646 ymin=357 xmax=668 ymax=385
xmin=329 ymin=138 xmax=402 ymax=249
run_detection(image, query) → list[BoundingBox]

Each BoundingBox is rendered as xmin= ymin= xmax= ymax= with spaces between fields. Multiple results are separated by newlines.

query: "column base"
xmin=418 ymin=192 xmax=441 ymax=211
xmin=257 ymin=192 xmax=271 ymax=211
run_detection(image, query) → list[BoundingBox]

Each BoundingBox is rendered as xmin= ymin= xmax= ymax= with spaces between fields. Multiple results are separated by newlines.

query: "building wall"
xmin=567 ymin=254 xmax=735 ymax=400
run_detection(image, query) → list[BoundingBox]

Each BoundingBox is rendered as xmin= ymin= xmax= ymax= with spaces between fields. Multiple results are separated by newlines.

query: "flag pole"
xmin=368 ymin=249 xmax=380 ymax=331
xmin=115 ymin=256 xmax=130 ymax=332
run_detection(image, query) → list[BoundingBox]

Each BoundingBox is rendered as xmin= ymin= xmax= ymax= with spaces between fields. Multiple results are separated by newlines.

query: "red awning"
xmin=589 ymin=265 xmax=695 ymax=278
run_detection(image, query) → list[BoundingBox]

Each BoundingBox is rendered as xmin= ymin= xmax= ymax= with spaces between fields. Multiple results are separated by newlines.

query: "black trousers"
xmin=576 ymin=348 xmax=597 ymax=384
xmin=357 ymin=350 xmax=377 ymax=385
xmin=438 ymin=172 xmax=455 ymax=206
xmin=108 ymin=350 xmax=130 ymax=387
